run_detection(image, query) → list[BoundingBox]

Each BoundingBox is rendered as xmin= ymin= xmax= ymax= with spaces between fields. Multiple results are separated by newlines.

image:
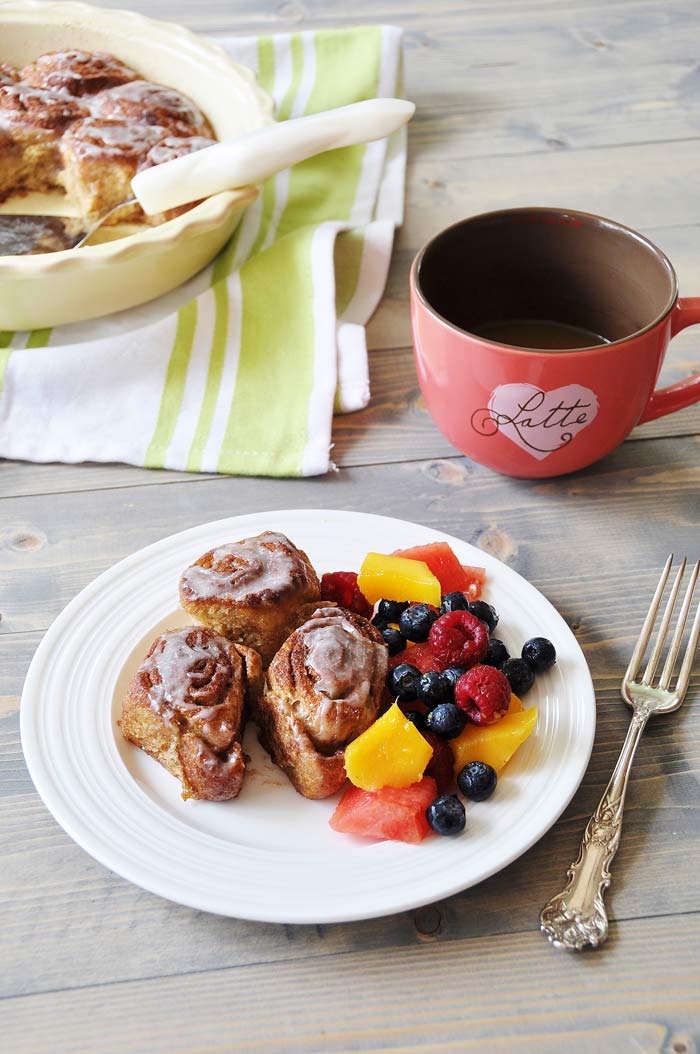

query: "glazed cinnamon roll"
xmin=120 ymin=626 xmax=262 ymax=801
xmin=60 ymin=117 xmax=170 ymax=221
xmin=91 ymin=80 xmax=212 ymax=138
xmin=179 ymin=531 xmax=321 ymax=667
xmin=253 ymin=606 xmax=388 ymax=799
xmin=21 ymin=50 xmax=137 ymax=96
xmin=0 ymin=84 xmax=87 ymax=199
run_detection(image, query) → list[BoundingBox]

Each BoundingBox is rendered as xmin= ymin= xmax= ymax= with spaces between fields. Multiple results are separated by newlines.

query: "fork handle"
xmin=540 ymin=702 xmax=652 ymax=950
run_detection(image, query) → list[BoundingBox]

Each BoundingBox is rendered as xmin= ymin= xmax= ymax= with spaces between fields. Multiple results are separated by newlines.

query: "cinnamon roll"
xmin=0 ymin=84 xmax=87 ymax=199
xmin=60 ymin=117 xmax=170 ymax=222
xmin=21 ymin=50 xmax=137 ymax=96
xmin=120 ymin=626 xmax=263 ymax=801
xmin=91 ymin=80 xmax=212 ymax=138
xmin=179 ymin=531 xmax=321 ymax=667
xmin=253 ymin=606 xmax=388 ymax=799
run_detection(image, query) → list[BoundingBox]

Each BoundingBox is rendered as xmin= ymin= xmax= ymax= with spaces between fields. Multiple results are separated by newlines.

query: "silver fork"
xmin=540 ymin=555 xmax=700 ymax=950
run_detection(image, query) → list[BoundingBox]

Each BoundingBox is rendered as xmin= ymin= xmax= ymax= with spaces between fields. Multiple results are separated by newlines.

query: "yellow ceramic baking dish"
xmin=0 ymin=0 xmax=273 ymax=331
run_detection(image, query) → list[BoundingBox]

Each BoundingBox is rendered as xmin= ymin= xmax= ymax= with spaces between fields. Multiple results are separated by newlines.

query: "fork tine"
xmin=669 ymin=562 xmax=700 ymax=697
xmin=658 ymin=561 xmax=699 ymax=690
xmin=624 ymin=554 xmax=673 ymax=685
xmin=642 ymin=558 xmax=686 ymax=684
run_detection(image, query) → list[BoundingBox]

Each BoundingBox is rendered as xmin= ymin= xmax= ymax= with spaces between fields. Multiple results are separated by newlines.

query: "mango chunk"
xmin=357 ymin=552 xmax=441 ymax=607
xmin=507 ymin=693 xmax=523 ymax=715
xmin=345 ymin=703 xmax=434 ymax=790
xmin=451 ymin=706 xmax=537 ymax=774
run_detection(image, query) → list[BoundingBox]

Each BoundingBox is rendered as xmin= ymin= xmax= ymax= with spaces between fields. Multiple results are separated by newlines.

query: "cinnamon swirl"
xmin=253 ymin=606 xmax=388 ymax=799
xmin=120 ymin=626 xmax=263 ymax=801
xmin=179 ymin=532 xmax=321 ymax=667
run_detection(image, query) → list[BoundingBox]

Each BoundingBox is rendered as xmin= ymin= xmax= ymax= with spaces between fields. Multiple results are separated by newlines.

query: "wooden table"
xmin=3 ymin=2 xmax=700 ymax=1050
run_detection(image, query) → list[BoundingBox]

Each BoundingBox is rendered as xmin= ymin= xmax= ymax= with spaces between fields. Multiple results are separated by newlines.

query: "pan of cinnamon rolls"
xmin=120 ymin=531 xmax=390 ymax=803
xmin=0 ymin=2 xmax=273 ymax=330
xmin=0 ymin=51 xmax=217 ymax=227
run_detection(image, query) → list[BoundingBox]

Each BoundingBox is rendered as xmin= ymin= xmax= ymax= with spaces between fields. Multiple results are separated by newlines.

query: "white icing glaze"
xmin=0 ymin=83 xmax=85 ymax=129
xmin=22 ymin=51 xmax=136 ymax=94
xmin=92 ymin=79 xmax=205 ymax=129
xmin=296 ymin=613 xmax=386 ymax=747
xmin=142 ymin=135 xmax=215 ymax=168
xmin=62 ymin=117 xmax=168 ymax=159
xmin=180 ymin=531 xmax=307 ymax=602
xmin=141 ymin=627 xmax=232 ymax=716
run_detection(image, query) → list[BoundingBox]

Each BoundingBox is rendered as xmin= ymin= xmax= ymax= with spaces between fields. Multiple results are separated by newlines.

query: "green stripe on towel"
xmin=218 ymin=227 xmax=317 ymax=476
xmin=144 ymin=301 xmax=198 ymax=468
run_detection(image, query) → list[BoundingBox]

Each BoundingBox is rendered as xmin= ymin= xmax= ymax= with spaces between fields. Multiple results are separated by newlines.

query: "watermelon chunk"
xmin=329 ymin=776 xmax=438 ymax=844
xmin=388 ymin=641 xmax=438 ymax=673
xmin=392 ymin=542 xmax=485 ymax=600
xmin=460 ymin=564 xmax=486 ymax=601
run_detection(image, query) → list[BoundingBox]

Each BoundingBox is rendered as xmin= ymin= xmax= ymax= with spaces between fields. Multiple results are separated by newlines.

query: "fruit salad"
xmin=321 ymin=542 xmax=556 ymax=844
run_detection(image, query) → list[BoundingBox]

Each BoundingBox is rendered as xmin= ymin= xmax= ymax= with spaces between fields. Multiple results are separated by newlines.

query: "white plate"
xmin=21 ymin=510 xmax=595 ymax=923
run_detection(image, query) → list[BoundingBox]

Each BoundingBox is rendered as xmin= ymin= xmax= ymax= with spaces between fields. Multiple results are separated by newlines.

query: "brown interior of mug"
xmin=416 ymin=209 xmax=677 ymax=345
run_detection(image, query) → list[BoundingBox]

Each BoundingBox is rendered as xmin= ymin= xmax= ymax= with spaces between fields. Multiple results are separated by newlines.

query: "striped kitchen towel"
xmin=0 ymin=25 xmax=406 ymax=476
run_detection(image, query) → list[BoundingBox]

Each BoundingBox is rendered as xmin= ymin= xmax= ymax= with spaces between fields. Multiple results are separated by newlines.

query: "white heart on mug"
xmin=475 ymin=383 xmax=600 ymax=461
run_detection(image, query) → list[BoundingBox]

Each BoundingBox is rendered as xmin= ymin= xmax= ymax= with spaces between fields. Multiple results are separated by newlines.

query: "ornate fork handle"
xmin=540 ymin=701 xmax=653 ymax=950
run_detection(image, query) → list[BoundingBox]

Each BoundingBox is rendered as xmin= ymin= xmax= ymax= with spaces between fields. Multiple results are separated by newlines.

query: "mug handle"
xmin=639 ymin=297 xmax=700 ymax=423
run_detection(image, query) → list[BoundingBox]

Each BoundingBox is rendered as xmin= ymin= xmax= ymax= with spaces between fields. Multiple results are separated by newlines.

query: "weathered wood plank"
xmin=86 ymin=0 xmax=680 ymax=33
xmin=3 ymin=436 xmax=700 ymax=637
xmin=3 ymin=912 xmax=699 ymax=1053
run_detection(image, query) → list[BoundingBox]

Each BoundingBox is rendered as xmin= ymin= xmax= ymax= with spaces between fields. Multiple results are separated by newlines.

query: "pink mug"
xmin=410 ymin=207 xmax=700 ymax=478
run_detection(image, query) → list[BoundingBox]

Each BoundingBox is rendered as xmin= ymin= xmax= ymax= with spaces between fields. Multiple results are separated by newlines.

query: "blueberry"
xmin=467 ymin=600 xmax=499 ymax=633
xmin=387 ymin=663 xmax=421 ymax=702
xmin=426 ymin=794 xmax=466 ymax=836
xmin=381 ymin=626 xmax=405 ymax=656
xmin=403 ymin=709 xmax=427 ymax=733
xmin=522 ymin=637 xmax=556 ymax=673
xmin=501 ymin=657 xmax=535 ymax=696
xmin=483 ymin=638 xmax=509 ymax=668
xmin=440 ymin=591 xmax=470 ymax=614
xmin=417 ymin=670 xmax=453 ymax=709
xmin=376 ymin=599 xmax=409 ymax=624
xmin=425 ymin=702 xmax=467 ymax=739
xmin=399 ymin=603 xmax=438 ymax=643
xmin=441 ymin=666 xmax=468 ymax=695
xmin=457 ymin=761 xmax=497 ymax=802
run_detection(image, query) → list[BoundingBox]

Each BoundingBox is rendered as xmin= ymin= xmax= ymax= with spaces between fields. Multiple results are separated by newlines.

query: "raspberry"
xmin=320 ymin=571 xmax=371 ymax=618
xmin=454 ymin=664 xmax=511 ymax=725
xmin=428 ymin=610 xmax=489 ymax=670
xmin=422 ymin=730 xmax=455 ymax=794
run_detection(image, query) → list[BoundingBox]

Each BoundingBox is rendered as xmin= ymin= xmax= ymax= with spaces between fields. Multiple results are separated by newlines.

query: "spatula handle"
xmin=132 ymin=98 xmax=415 ymax=215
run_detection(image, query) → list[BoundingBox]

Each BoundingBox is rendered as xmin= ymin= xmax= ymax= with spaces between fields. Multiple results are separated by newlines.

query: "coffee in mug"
xmin=410 ymin=207 xmax=700 ymax=477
